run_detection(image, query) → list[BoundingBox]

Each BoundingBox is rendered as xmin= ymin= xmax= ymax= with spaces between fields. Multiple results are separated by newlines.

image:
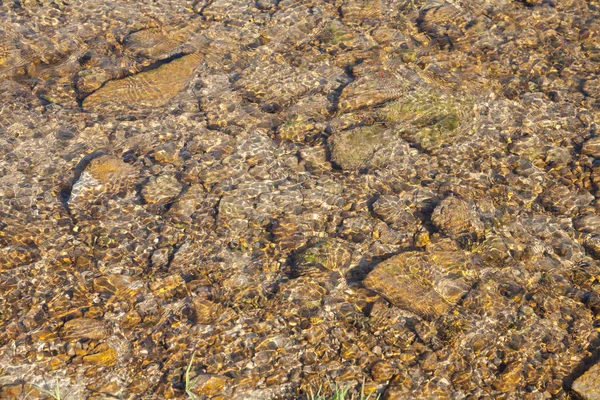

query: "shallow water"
xmin=1 ymin=0 xmax=600 ymax=398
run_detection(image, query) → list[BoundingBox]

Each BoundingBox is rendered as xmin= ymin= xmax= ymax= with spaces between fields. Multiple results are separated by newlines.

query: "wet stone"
xmin=574 ymin=214 xmax=600 ymax=234
xmin=573 ymin=362 xmax=600 ymax=400
xmin=492 ymin=361 xmax=523 ymax=392
xmin=582 ymin=137 xmax=600 ymax=158
xmin=153 ymin=143 xmax=182 ymax=165
xmin=83 ymin=347 xmax=118 ymax=367
xmin=83 ymin=52 xmax=202 ymax=113
xmin=68 ymin=155 xmax=136 ymax=205
xmin=431 ymin=196 xmax=485 ymax=241
xmin=338 ymin=68 xmax=412 ymax=112
xmin=83 ymin=155 xmax=134 ymax=183
xmin=329 ymin=125 xmax=385 ymax=170
xmin=379 ymin=90 xmax=472 ymax=152
xmin=583 ymin=77 xmax=600 ymax=100
xmin=296 ymin=239 xmax=353 ymax=273
xmin=364 ymin=250 xmax=476 ymax=320
xmin=370 ymin=360 xmax=397 ymax=382
xmin=142 ymin=174 xmax=183 ymax=205
xmin=61 ymin=318 xmax=110 ymax=341
xmin=373 ymin=195 xmax=418 ymax=231
xmin=189 ymin=374 xmax=230 ymax=396
xmin=417 ymin=3 xmax=467 ymax=48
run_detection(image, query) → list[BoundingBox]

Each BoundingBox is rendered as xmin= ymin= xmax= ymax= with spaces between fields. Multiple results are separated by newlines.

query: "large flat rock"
xmin=573 ymin=362 xmax=600 ymax=400
xmin=83 ymin=52 xmax=202 ymax=112
xmin=364 ymin=250 xmax=476 ymax=320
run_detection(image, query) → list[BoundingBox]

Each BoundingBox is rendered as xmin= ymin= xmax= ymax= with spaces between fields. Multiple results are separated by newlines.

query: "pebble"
xmin=582 ymin=137 xmax=600 ymax=158
xmin=142 ymin=174 xmax=183 ymax=205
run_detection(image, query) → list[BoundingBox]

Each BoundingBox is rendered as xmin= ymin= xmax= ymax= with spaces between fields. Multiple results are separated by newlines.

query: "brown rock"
xmin=68 ymin=155 xmax=137 ymax=205
xmin=61 ymin=318 xmax=110 ymax=340
xmin=573 ymin=362 xmax=600 ymax=400
xmin=75 ymin=67 xmax=109 ymax=94
xmin=574 ymin=214 xmax=600 ymax=233
xmin=153 ymin=143 xmax=182 ymax=165
xmin=190 ymin=374 xmax=229 ymax=396
xmin=85 ymin=155 xmax=134 ymax=183
xmin=431 ymin=196 xmax=485 ymax=240
xmin=364 ymin=250 xmax=475 ymax=320
xmin=92 ymin=274 xmax=143 ymax=301
xmin=90 ymin=380 xmax=121 ymax=395
xmin=370 ymin=360 xmax=397 ymax=382
xmin=142 ymin=174 xmax=183 ymax=205
xmin=372 ymin=195 xmax=418 ymax=231
xmin=340 ymin=341 xmax=360 ymax=360
xmin=192 ymin=298 xmax=221 ymax=324
xmin=124 ymin=25 xmax=195 ymax=60
xmin=492 ymin=362 xmax=522 ymax=392
xmin=338 ymin=65 xmax=414 ymax=112
xmin=582 ymin=137 xmax=600 ymax=158
xmin=129 ymin=377 xmax=150 ymax=394
xmin=150 ymin=274 xmax=186 ymax=299
xmin=421 ymin=352 xmax=438 ymax=371
xmin=0 ymin=245 xmax=39 ymax=271
xmin=583 ymin=78 xmax=600 ymax=100
xmin=329 ymin=125 xmax=384 ymax=170
xmin=418 ymin=3 xmax=466 ymax=47
xmin=296 ymin=238 xmax=353 ymax=273
xmin=0 ymin=383 xmax=33 ymax=399
xmin=83 ymin=348 xmax=118 ymax=367
xmin=383 ymin=385 xmax=414 ymax=400
xmin=83 ymin=52 xmax=202 ymax=112
xmin=265 ymin=370 xmax=288 ymax=385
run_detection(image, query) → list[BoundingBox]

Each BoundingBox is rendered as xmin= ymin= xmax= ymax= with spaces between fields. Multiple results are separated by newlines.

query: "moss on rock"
xmin=379 ymin=91 xmax=471 ymax=151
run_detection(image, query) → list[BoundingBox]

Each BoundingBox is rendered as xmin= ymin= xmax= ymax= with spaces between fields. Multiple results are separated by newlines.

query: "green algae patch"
xmin=324 ymin=21 xmax=357 ymax=46
xmin=379 ymin=91 xmax=472 ymax=151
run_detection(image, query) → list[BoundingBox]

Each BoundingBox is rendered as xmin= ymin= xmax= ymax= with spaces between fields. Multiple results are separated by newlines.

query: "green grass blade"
xmin=31 ymin=381 xmax=61 ymax=400
xmin=185 ymin=352 xmax=197 ymax=400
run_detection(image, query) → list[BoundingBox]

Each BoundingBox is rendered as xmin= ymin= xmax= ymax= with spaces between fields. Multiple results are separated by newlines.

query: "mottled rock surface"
xmin=573 ymin=362 xmax=600 ymax=400
xmin=83 ymin=52 xmax=203 ymax=113
xmin=432 ymin=196 xmax=485 ymax=241
xmin=364 ymin=250 xmax=476 ymax=320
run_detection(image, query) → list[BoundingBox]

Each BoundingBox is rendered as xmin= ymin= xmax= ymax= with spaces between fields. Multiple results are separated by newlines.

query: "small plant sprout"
xmin=308 ymin=383 xmax=324 ymax=400
xmin=30 ymin=379 xmax=62 ymax=400
xmin=360 ymin=377 xmax=380 ymax=400
xmin=185 ymin=352 xmax=198 ymax=400
xmin=307 ymin=379 xmax=381 ymax=400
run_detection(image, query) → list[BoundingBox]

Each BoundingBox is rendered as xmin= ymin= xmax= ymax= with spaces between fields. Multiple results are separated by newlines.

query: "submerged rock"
xmin=417 ymin=3 xmax=468 ymax=48
xmin=379 ymin=90 xmax=473 ymax=151
xmin=364 ymin=250 xmax=476 ymax=320
xmin=61 ymin=318 xmax=110 ymax=341
xmin=574 ymin=214 xmax=600 ymax=234
xmin=83 ymin=53 xmax=202 ymax=112
xmin=189 ymin=374 xmax=230 ymax=397
xmin=372 ymin=195 xmax=418 ymax=231
xmin=69 ymin=155 xmax=136 ymax=205
xmin=82 ymin=347 xmax=118 ymax=367
xmin=142 ymin=174 xmax=183 ymax=205
xmin=431 ymin=196 xmax=485 ymax=241
xmin=573 ymin=362 xmax=600 ymax=400
xmin=329 ymin=125 xmax=385 ymax=170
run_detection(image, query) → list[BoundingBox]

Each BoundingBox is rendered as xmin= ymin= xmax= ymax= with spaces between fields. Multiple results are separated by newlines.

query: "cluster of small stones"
xmin=1 ymin=0 xmax=600 ymax=399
